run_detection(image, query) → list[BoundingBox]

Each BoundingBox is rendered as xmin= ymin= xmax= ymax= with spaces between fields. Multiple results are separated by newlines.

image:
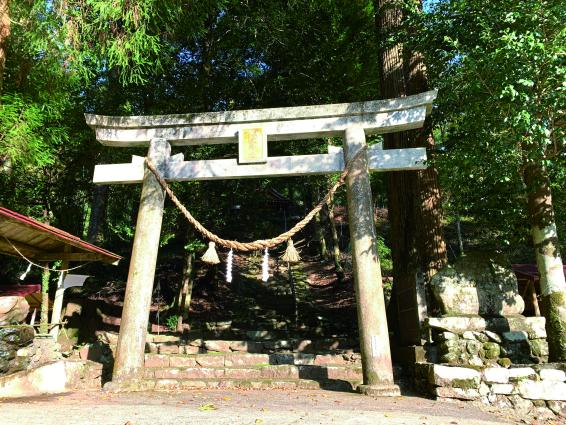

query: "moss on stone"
xmin=238 ymin=380 xmax=255 ymax=388
xmin=541 ymin=291 xmax=566 ymax=362
xmin=466 ymin=340 xmax=482 ymax=355
xmin=498 ymin=357 xmax=512 ymax=367
xmin=440 ymin=339 xmax=459 ymax=352
xmin=365 ymin=371 xmax=380 ymax=385
xmin=483 ymin=342 xmax=501 ymax=359
xmin=463 ymin=364 xmax=484 ymax=372
xmin=439 ymin=352 xmax=459 ymax=364
xmin=528 ymin=339 xmax=549 ymax=357
xmin=451 ymin=378 xmax=479 ymax=390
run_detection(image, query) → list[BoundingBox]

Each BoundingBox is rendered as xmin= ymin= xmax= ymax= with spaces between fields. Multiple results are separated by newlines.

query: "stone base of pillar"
xmin=357 ymin=383 xmax=401 ymax=397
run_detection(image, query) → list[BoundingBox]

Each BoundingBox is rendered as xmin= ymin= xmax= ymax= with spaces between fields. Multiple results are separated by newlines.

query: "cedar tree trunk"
xmin=176 ymin=251 xmax=194 ymax=332
xmin=326 ymin=192 xmax=344 ymax=282
xmin=0 ymin=0 xmax=9 ymax=94
xmin=523 ymin=162 xmax=566 ymax=361
xmin=87 ymin=185 xmax=109 ymax=245
xmin=375 ymin=0 xmax=447 ymax=345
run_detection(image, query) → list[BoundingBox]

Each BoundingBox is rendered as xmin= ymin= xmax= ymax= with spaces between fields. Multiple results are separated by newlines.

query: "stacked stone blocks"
xmin=415 ymin=363 xmax=566 ymax=419
xmin=427 ymin=316 xmax=548 ymax=367
xmin=140 ymin=351 xmax=363 ymax=392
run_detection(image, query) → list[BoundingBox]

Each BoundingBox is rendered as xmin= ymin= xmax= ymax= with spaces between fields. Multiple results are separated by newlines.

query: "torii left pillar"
xmin=112 ymin=138 xmax=170 ymax=382
xmin=344 ymin=127 xmax=399 ymax=396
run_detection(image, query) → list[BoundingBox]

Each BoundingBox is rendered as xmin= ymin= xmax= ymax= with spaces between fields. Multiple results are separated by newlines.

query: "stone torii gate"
xmin=86 ymin=90 xmax=437 ymax=395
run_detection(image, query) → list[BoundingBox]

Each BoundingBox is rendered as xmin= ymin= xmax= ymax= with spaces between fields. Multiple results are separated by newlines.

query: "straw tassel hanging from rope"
xmin=201 ymin=241 xmax=220 ymax=264
xmin=281 ymin=239 xmax=300 ymax=263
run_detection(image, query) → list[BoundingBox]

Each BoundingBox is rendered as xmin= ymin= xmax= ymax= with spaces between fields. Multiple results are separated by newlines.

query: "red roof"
xmin=0 ymin=284 xmax=41 ymax=297
xmin=0 ymin=207 xmax=121 ymax=264
xmin=513 ymin=264 xmax=566 ymax=279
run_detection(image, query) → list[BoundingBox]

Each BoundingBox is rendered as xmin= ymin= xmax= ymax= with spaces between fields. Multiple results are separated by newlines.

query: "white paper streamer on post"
xmin=56 ymin=271 xmax=65 ymax=288
xmin=226 ymin=249 xmax=233 ymax=283
xmin=19 ymin=263 xmax=32 ymax=280
xmin=63 ymin=274 xmax=90 ymax=289
xmin=262 ymin=248 xmax=269 ymax=282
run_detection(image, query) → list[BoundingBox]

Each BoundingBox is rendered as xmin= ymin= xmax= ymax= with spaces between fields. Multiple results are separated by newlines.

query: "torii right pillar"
xmin=343 ymin=126 xmax=399 ymax=396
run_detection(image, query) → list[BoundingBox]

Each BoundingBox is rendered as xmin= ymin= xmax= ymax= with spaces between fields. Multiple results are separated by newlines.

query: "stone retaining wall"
xmin=424 ymin=316 xmax=548 ymax=367
xmin=0 ymin=326 xmax=34 ymax=376
xmin=415 ymin=363 xmax=566 ymax=420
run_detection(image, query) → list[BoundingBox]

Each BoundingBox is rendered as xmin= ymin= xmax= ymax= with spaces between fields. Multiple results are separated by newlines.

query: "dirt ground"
xmin=0 ymin=388 xmax=522 ymax=425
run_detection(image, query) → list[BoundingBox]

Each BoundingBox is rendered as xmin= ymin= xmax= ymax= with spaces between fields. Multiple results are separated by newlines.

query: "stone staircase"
xmin=140 ymin=351 xmax=363 ymax=391
xmin=87 ymin=332 xmax=412 ymax=392
xmin=129 ymin=333 xmax=363 ymax=391
xmin=144 ymin=335 xmax=359 ymax=355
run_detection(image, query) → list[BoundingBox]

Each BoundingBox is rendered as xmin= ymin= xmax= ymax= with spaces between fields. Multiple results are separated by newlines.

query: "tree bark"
xmin=376 ymin=0 xmax=419 ymax=347
xmin=375 ymin=0 xmax=447 ymax=346
xmin=405 ymin=36 xmax=448 ymax=281
xmin=86 ymin=185 xmax=108 ymax=245
xmin=313 ymin=211 xmax=328 ymax=258
xmin=0 ymin=0 xmax=9 ymax=95
xmin=456 ymin=212 xmax=464 ymax=256
xmin=523 ymin=162 xmax=566 ymax=361
xmin=176 ymin=250 xmax=194 ymax=332
xmin=326 ymin=192 xmax=344 ymax=282
xmin=311 ymin=184 xmax=328 ymax=258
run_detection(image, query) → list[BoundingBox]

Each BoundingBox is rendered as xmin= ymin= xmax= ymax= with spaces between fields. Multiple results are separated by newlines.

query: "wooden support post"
xmin=40 ymin=266 xmax=50 ymax=335
xmin=112 ymin=138 xmax=171 ymax=382
xmin=343 ymin=126 xmax=399 ymax=396
xmin=49 ymin=259 xmax=69 ymax=339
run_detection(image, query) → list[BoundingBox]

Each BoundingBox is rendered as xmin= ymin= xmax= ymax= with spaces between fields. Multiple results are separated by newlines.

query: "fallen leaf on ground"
xmin=198 ymin=403 xmax=217 ymax=411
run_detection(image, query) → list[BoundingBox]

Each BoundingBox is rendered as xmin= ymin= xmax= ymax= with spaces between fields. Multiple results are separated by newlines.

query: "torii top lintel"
xmin=85 ymin=90 xmax=437 ymax=147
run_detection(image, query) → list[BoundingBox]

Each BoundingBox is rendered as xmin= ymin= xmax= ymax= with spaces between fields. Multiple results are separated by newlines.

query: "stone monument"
xmin=425 ymin=252 xmax=546 ymax=366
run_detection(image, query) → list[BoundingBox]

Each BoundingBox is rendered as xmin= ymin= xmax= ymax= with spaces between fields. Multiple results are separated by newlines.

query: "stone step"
xmin=146 ymin=337 xmax=358 ymax=355
xmin=135 ymin=378 xmax=359 ymax=392
xmin=143 ymin=364 xmax=363 ymax=381
xmin=144 ymin=352 xmax=361 ymax=368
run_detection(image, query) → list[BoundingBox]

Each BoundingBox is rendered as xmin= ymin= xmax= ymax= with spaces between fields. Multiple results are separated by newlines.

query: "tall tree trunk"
xmin=523 ymin=162 xmax=566 ymax=361
xmin=326 ymin=193 xmax=344 ymax=282
xmin=314 ymin=211 xmax=328 ymax=258
xmin=0 ymin=0 xmax=11 ymax=172
xmin=405 ymin=30 xmax=448 ymax=281
xmin=375 ymin=0 xmax=447 ymax=346
xmin=455 ymin=212 xmax=465 ymax=256
xmin=176 ymin=251 xmax=194 ymax=332
xmin=310 ymin=185 xmax=328 ymax=258
xmin=87 ymin=185 xmax=108 ymax=244
xmin=376 ymin=0 xmax=419 ymax=347
xmin=0 ymin=0 xmax=9 ymax=95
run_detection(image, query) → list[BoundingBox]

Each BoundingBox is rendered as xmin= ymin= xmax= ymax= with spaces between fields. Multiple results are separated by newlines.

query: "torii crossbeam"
xmin=86 ymin=90 xmax=437 ymax=395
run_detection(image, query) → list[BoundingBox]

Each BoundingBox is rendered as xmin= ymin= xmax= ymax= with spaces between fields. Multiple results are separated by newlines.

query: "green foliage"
xmin=165 ymin=314 xmax=180 ymax=331
xmin=184 ymin=240 xmax=206 ymax=253
xmin=0 ymin=94 xmax=53 ymax=167
xmin=3 ymin=0 xmax=562 ymax=297
xmin=408 ymin=0 xmax=566 ymax=249
xmin=377 ymin=236 xmax=393 ymax=273
xmin=0 ymin=2 xmax=79 ymax=169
